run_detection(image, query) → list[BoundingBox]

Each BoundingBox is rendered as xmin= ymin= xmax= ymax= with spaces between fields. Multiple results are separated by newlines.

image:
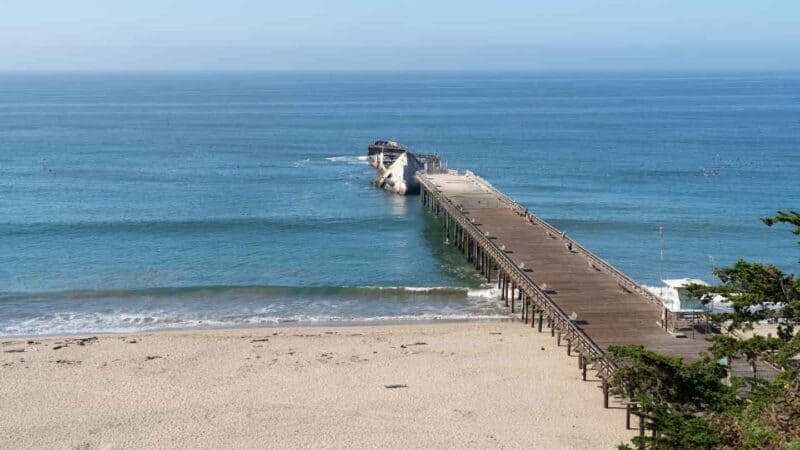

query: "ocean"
xmin=1 ymin=71 xmax=798 ymax=337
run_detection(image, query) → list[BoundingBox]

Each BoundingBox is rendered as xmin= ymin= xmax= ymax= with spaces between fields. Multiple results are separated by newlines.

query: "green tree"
xmin=613 ymin=211 xmax=799 ymax=449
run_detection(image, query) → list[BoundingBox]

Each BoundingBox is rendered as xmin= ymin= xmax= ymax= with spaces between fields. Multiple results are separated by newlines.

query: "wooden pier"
xmin=418 ymin=170 xmax=747 ymax=405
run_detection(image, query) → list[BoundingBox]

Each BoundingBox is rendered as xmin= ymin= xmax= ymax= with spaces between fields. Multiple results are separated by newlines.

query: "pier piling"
xmin=418 ymin=170 xmax=734 ymax=416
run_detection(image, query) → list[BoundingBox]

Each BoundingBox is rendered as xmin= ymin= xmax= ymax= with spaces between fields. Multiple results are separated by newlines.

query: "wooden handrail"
xmin=418 ymin=173 xmax=616 ymax=375
xmin=464 ymin=172 xmax=663 ymax=307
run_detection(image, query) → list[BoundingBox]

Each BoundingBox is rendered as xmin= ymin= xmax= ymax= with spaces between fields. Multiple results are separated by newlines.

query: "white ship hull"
xmin=373 ymin=151 xmax=423 ymax=195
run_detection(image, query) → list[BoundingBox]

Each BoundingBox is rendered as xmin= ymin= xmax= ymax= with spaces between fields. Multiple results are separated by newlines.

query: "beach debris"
xmin=412 ymin=341 xmax=427 ymax=346
xmin=384 ymin=384 xmax=408 ymax=389
xmin=251 ymin=338 xmax=270 ymax=343
xmin=56 ymin=359 xmax=80 ymax=365
xmin=400 ymin=344 xmax=407 ymax=348
xmin=488 ymin=332 xmax=502 ymax=335
xmin=453 ymin=409 xmax=476 ymax=417
xmin=76 ymin=337 xmax=98 ymax=346
xmin=48 ymin=337 xmax=99 ymax=351
xmin=145 ymin=355 xmax=162 ymax=361
xmin=541 ymin=347 xmax=546 ymax=351
xmin=126 ymin=339 xmax=138 ymax=344
xmin=26 ymin=340 xmax=40 ymax=345
xmin=4 ymin=348 xmax=25 ymax=353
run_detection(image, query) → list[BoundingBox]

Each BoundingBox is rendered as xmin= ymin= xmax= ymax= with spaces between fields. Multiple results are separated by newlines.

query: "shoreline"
xmin=2 ymin=321 xmax=634 ymax=449
xmin=0 ymin=316 xmax=513 ymax=341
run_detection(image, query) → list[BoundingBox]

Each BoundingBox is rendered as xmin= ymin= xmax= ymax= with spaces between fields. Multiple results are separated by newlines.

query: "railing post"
xmin=417 ymin=174 xmax=616 ymax=382
xmin=626 ymin=404 xmax=631 ymax=429
xmin=522 ymin=294 xmax=528 ymax=323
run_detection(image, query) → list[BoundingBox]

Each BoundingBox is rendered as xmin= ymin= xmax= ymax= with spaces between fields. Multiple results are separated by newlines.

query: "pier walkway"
xmin=418 ymin=171 xmax=770 ymax=392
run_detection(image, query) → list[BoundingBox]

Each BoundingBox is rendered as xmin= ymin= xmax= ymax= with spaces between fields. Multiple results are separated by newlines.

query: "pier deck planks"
xmin=422 ymin=172 xmax=716 ymax=362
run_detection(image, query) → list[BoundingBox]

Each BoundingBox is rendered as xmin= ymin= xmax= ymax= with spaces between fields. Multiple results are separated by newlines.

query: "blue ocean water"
xmin=1 ymin=71 xmax=798 ymax=336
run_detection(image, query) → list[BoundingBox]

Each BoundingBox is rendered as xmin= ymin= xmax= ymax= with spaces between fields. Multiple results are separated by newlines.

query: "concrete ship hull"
xmin=367 ymin=140 xmax=442 ymax=195
xmin=373 ymin=151 xmax=423 ymax=195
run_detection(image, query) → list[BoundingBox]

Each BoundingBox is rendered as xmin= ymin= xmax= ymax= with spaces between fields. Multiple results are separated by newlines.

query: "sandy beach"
xmin=1 ymin=321 xmax=633 ymax=449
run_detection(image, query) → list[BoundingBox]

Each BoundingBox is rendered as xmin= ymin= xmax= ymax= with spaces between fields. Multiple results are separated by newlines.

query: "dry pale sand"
xmin=1 ymin=321 xmax=634 ymax=449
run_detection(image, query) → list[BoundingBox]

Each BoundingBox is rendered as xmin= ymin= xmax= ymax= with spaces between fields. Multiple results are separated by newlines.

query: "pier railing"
xmin=417 ymin=173 xmax=616 ymax=376
xmin=463 ymin=172 xmax=664 ymax=307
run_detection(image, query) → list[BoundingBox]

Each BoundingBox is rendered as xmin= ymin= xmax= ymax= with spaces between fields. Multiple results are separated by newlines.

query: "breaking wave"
xmin=0 ymin=312 xmax=508 ymax=338
xmin=0 ymin=284 xmax=488 ymax=302
xmin=0 ymin=284 xmax=505 ymax=337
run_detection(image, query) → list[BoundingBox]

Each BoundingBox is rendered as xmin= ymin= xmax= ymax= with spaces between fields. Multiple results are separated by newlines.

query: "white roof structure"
xmin=662 ymin=278 xmax=709 ymax=289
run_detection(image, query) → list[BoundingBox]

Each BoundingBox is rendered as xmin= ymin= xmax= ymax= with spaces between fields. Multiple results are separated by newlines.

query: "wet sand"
xmin=1 ymin=322 xmax=634 ymax=449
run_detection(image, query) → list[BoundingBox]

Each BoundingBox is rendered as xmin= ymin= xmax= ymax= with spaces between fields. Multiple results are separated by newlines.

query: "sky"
xmin=1 ymin=0 xmax=799 ymax=71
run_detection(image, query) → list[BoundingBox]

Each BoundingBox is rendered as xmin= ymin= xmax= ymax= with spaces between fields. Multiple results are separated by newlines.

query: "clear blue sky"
xmin=2 ymin=0 xmax=799 ymax=70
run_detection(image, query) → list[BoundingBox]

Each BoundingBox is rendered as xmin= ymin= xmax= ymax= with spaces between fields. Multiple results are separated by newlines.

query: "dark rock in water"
xmin=384 ymin=384 xmax=408 ymax=389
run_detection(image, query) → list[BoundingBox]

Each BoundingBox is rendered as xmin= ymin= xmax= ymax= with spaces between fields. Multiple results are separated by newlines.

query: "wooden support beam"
xmin=639 ymin=413 xmax=645 ymax=437
xmin=522 ymin=296 xmax=528 ymax=323
xmin=626 ymin=404 xmax=631 ymax=430
xmin=504 ymin=277 xmax=509 ymax=307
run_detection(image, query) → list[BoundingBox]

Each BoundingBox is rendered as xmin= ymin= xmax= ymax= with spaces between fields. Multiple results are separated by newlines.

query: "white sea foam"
xmin=467 ymin=286 xmax=501 ymax=299
xmin=0 ymin=284 xmax=507 ymax=338
xmin=0 ymin=312 xmax=509 ymax=338
xmin=368 ymin=286 xmax=464 ymax=293
xmin=326 ymin=155 xmax=369 ymax=164
xmin=292 ymin=158 xmax=311 ymax=167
